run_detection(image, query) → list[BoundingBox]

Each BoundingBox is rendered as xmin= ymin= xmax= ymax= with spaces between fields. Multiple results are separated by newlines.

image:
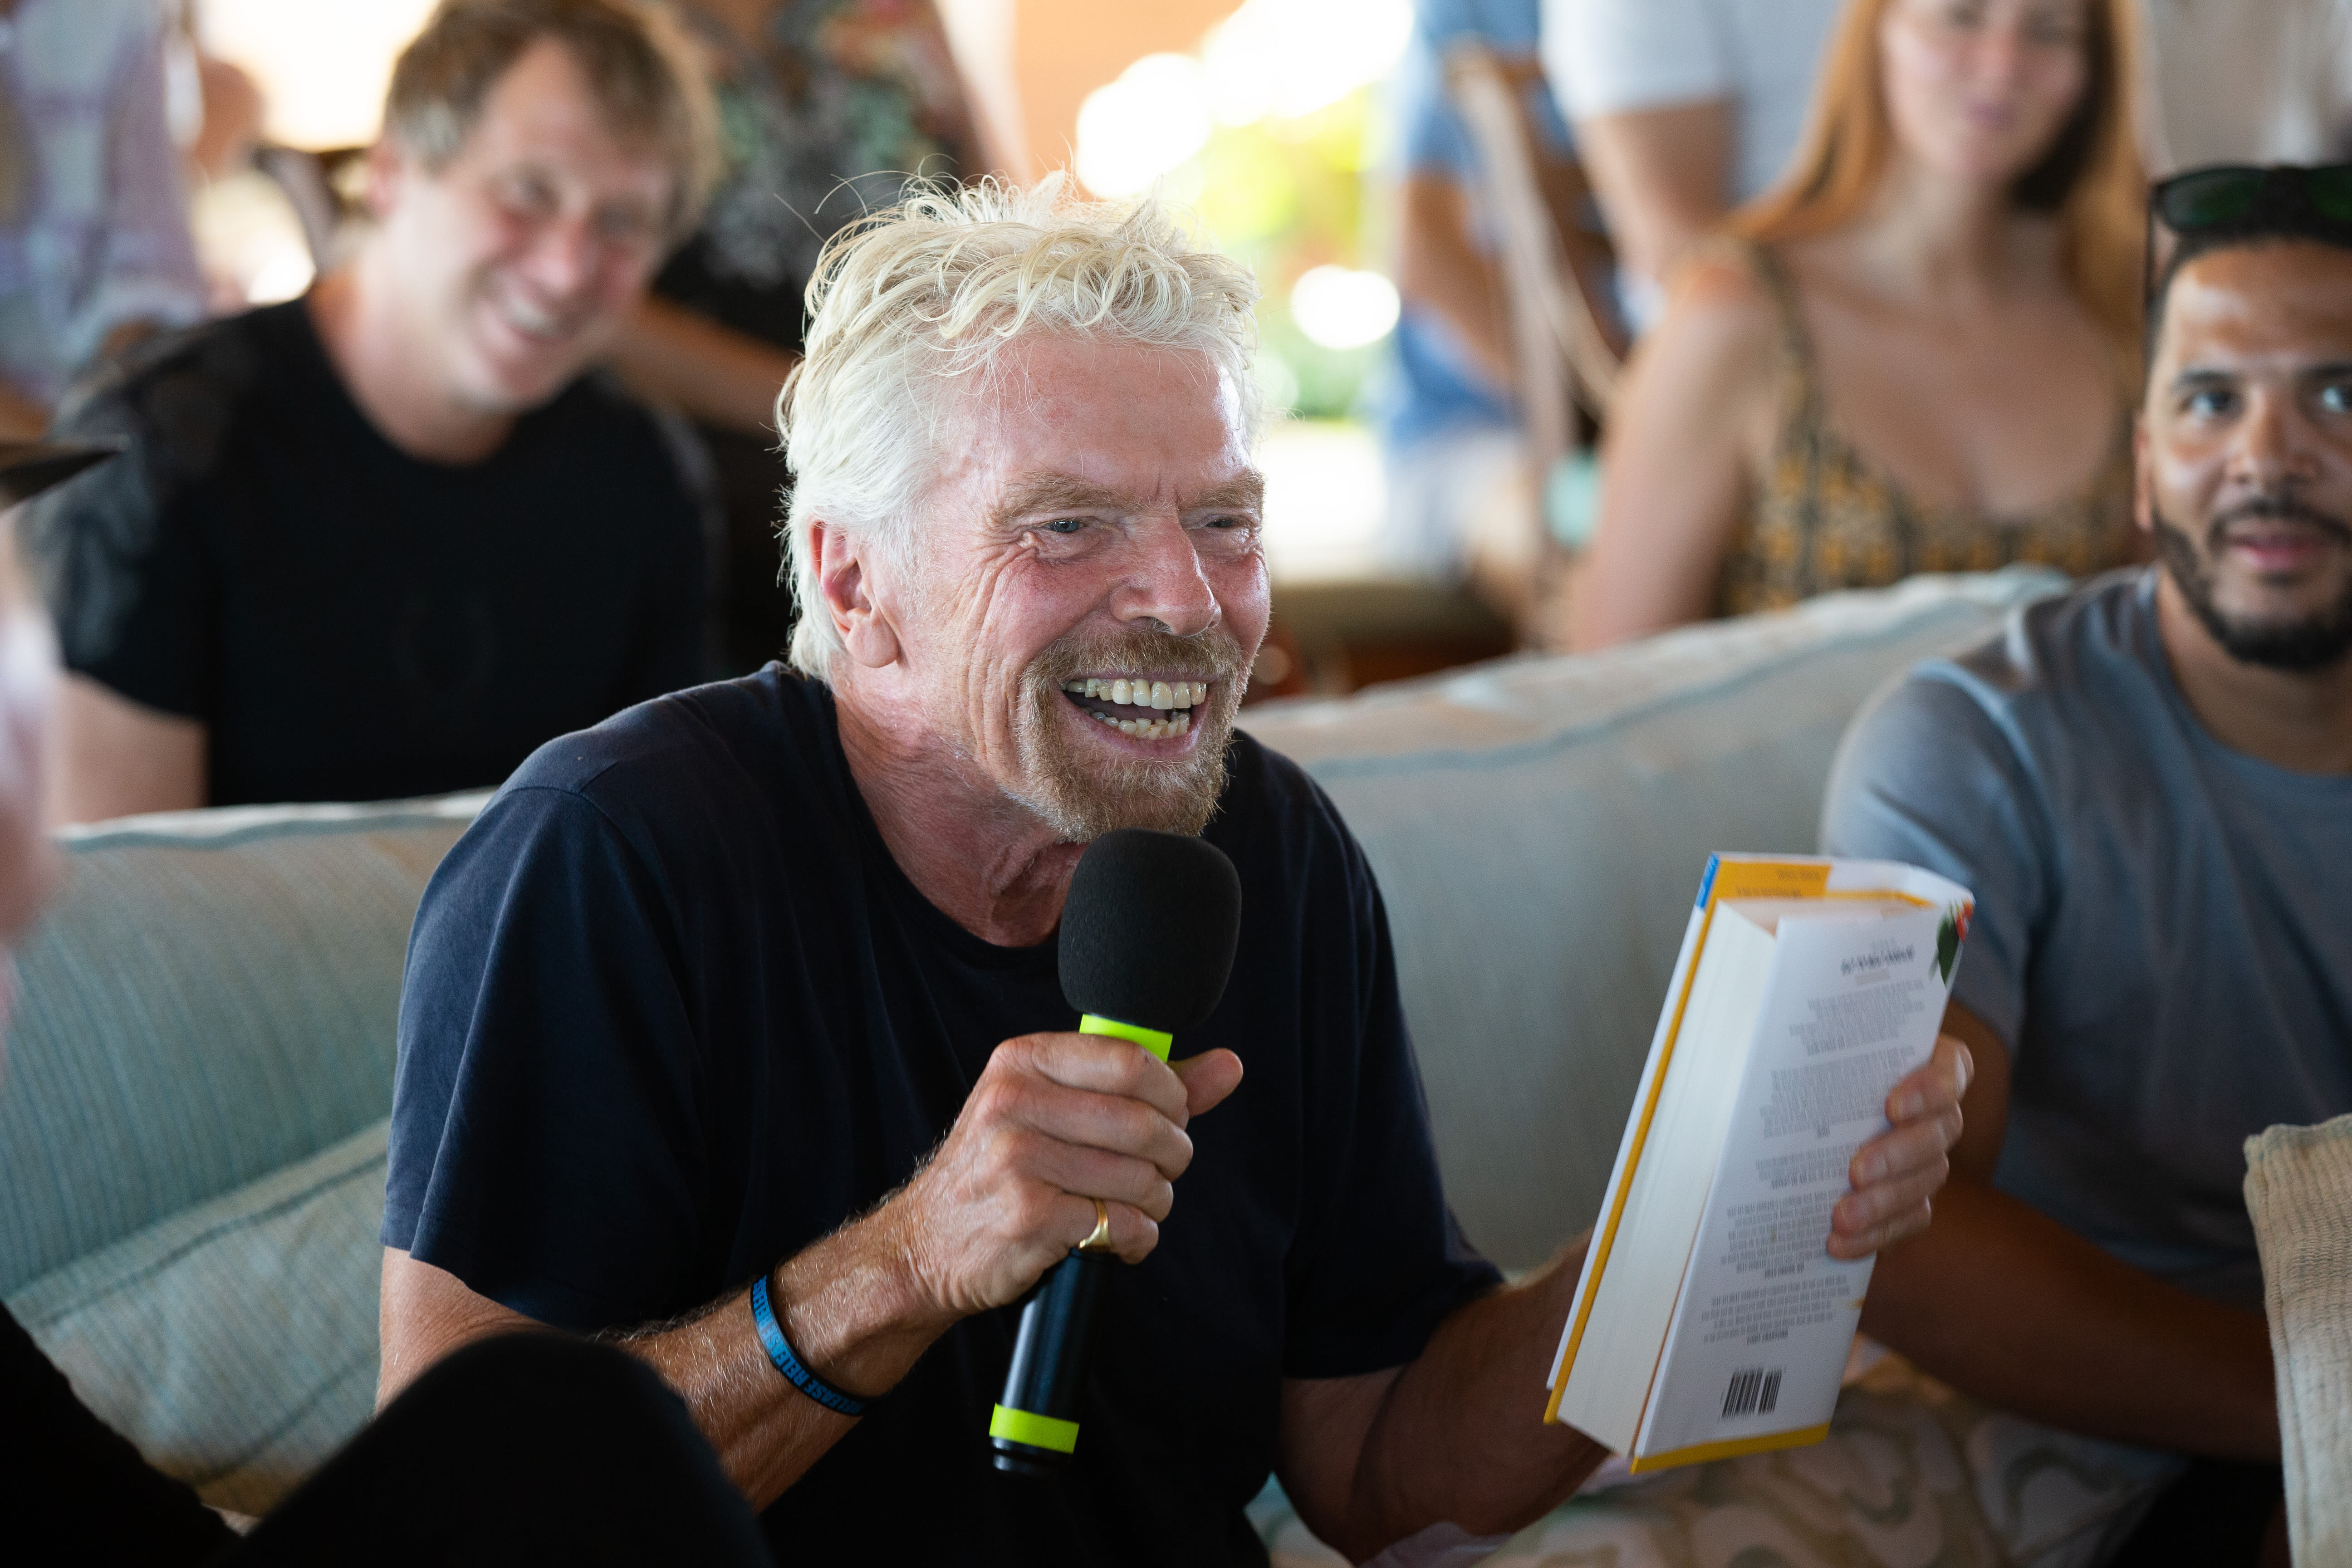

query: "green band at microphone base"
xmin=990 ymin=1403 xmax=1080 ymax=1453
xmin=1078 ymin=1014 xmax=1172 ymax=1061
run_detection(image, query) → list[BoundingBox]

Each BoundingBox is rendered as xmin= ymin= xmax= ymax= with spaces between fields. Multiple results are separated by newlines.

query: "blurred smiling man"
xmin=375 ymin=180 xmax=1969 ymax=1566
xmin=21 ymin=0 xmax=719 ymax=820
xmin=1827 ymin=165 xmax=2352 ymax=1555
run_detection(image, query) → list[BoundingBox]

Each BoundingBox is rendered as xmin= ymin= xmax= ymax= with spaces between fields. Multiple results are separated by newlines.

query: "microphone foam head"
xmin=1058 ymin=829 xmax=1243 ymax=1035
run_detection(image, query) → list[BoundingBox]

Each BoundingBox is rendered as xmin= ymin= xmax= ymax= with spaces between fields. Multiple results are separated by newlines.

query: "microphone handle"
xmin=989 ymin=1248 xmax=1117 ymax=1477
xmin=988 ymin=1010 xmax=1174 ymax=1475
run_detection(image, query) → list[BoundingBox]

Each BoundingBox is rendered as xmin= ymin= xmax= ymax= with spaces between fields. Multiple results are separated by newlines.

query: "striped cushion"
xmin=0 ymin=796 xmax=480 ymax=1295
xmin=7 ymin=1119 xmax=390 ymax=1516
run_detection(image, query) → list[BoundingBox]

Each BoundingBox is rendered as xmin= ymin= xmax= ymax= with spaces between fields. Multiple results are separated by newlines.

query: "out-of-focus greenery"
xmin=1168 ymin=88 xmax=1392 ymax=421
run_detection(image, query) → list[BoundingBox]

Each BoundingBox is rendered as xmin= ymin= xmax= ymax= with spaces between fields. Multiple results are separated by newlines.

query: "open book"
xmin=1544 ymin=854 xmax=1973 ymax=1472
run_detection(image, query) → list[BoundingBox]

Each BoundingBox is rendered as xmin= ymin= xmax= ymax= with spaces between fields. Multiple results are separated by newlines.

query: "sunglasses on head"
xmin=2146 ymin=163 xmax=2352 ymax=307
xmin=2155 ymin=164 xmax=2352 ymax=229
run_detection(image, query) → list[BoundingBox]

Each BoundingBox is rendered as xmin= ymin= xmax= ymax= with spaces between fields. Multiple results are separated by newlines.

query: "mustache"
xmin=2206 ymin=495 xmax=2352 ymax=546
xmin=1029 ymin=626 xmax=1250 ymax=686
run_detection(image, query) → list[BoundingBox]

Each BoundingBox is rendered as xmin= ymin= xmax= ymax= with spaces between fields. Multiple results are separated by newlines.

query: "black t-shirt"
xmin=0 ymin=1302 xmax=237 ymax=1564
xmin=385 ymin=671 xmax=1499 ymax=1566
xmin=20 ymin=300 xmax=711 ymax=806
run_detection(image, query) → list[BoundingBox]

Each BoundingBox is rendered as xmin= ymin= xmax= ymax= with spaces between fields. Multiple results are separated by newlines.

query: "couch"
xmin=0 ymin=568 xmax=2174 ymax=1560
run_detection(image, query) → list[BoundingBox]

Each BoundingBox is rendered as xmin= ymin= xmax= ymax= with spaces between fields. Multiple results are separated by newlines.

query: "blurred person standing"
xmin=20 ymin=0 xmax=721 ymax=823
xmin=1546 ymin=0 xmax=2352 ymax=332
xmin=1540 ymin=0 xmax=1842 ymax=329
xmin=0 ymin=0 xmax=206 ymax=440
xmin=608 ymin=0 xmax=989 ymax=674
xmin=1569 ymin=0 xmax=2145 ymax=650
xmin=1377 ymin=0 xmax=1606 ymax=593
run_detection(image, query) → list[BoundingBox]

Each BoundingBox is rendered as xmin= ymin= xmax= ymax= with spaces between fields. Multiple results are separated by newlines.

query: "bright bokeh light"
xmin=1259 ymin=419 xmax=1386 ymax=582
xmin=1074 ymin=0 xmax=1412 ymax=197
xmin=247 ymin=248 xmax=317 ymax=305
xmin=187 ymin=170 xmax=314 ymax=306
xmin=1204 ymin=0 xmax=1412 ymax=126
xmin=1289 ymin=265 xmax=1399 ymax=350
xmin=1073 ymin=53 xmax=1212 ymax=198
xmin=200 ymin=0 xmax=436 ymax=149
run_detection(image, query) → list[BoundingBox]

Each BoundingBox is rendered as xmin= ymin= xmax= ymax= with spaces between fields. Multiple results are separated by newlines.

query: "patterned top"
xmin=0 ymin=0 xmax=204 ymax=407
xmin=1715 ymin=239 xmax=2137 ymax=618
xmin=652 ymin=0 xmax=978 ymax=354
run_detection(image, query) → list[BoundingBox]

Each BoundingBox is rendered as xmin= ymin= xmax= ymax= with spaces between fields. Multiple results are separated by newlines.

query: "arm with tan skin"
xmin=606 ymin=0 xmax=1008 ymax=439
xmin=1568 ymin=254 xmax=1775 ymax=649
xmin=381 ymin=1033 xmax=1245 ymax=1508
xmin=1277 ymin=1035 xmax=1973 ymax=1559
xmin=47 ymin=673 xmax=204 ymax=824
xmin=0 ymin=534 xmax=63 ymax=930
xmin=1862 ymin=1001 xmax=2279 ymax=1460
xmin=606 ymin=296 xmax=801 ymax=438
xmin=0 ymin=388 xmax=48 ymax=442
xmin=1399 ymin=175 xmax=1517 ymax=391
xmin=1398 ymin=60 xmax=1619 ymax=393
xmin=1573 ymin=100 xmax=1733 ymax=296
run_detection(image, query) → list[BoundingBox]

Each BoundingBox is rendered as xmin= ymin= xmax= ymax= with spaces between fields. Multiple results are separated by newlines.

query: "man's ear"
xmin=363 ymin=139 xmax=409 ymax=224
xmin=810 ymin=521 xmax=902 ymax=669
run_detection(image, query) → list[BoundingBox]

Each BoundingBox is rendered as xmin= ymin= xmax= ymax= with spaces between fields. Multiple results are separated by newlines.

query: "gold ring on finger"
xmin=1078 ymin=1196 xmax=1112 ymax=1252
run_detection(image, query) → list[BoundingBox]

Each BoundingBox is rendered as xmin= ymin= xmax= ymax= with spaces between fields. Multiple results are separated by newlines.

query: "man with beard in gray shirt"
xmin=1824 ymin=166 xmax=2352 ymax=1563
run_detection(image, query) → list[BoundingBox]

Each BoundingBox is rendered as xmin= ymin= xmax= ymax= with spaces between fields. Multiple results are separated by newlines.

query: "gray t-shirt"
xmin=1823 ymin=568 xmax=2352 ymax=1308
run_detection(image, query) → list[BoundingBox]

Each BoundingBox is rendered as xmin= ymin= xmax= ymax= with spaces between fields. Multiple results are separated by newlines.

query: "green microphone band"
xmin=1078 ymin=1014 xmax=1172 ymax=1061
xmin=990 ymin=1402 xmax=1080 ymax=1453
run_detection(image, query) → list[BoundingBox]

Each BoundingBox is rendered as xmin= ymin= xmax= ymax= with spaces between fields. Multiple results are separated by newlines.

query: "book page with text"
xmin=1633 ymin=902 xmax=1954 ymax=1460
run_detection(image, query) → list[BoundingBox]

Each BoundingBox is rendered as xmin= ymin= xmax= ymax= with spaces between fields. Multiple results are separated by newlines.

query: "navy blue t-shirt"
xmin=385 ymin=670 xmax=1498 ymax=1565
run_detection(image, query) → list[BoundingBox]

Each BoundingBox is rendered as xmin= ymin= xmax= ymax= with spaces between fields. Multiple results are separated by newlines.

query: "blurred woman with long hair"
xmin=1569 ymin=0 xmax=2144 ymax=648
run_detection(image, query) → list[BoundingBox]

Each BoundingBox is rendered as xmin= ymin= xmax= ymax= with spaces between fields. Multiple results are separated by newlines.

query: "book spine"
xmin=1544 ymin=889 xmax=1711 ymax=1412
xmin=1547 ymin=856 xmax=1835 ymax=1415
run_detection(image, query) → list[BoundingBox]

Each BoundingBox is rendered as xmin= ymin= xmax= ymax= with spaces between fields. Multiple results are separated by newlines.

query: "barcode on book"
xmin=1721 ymin=1365 xmax=1783 ymax=1419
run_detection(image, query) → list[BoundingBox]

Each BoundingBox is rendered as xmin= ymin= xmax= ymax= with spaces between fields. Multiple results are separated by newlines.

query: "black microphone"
xmin=989 ymin=828 xmax=1243 ymax=1479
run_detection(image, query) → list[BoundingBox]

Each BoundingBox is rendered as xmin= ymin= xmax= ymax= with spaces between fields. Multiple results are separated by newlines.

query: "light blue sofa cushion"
xmin=0 ymin=573 xmax=2067 ymax=1529
xmin=1241 ymin=570 xmax=2067 ymax=1269
xmin=0 ymin=796 xmax=480 ymax=1294
xmin=6 ymin=1118 xmax=389 ymax=1517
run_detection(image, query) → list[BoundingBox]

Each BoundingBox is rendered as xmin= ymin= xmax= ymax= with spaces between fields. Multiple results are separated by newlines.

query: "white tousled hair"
xmin=776 ymin=176 xmax=1264 ymax=679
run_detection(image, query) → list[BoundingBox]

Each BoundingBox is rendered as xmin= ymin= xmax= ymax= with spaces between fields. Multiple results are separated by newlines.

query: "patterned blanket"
xmin=1255 ymin=1352 xmax=2182 ymax=1568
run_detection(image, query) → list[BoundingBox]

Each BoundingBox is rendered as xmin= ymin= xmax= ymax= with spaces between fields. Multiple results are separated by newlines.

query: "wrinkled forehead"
xmin=430 ymin=38 xmax=674 ymax=187
xmin=2152 ymin=242 xmax=2352 ymax=387
xmin=929 ymin=335 xmax=1257 ymax=507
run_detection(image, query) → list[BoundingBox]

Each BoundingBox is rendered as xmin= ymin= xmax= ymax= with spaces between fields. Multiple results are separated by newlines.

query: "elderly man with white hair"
xmin=377 ymin=180 xmax=1968 ymax=1564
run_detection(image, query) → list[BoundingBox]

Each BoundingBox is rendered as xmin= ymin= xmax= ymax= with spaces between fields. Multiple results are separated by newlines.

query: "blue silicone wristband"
xmin=750 ymin=1273 xmax=869 ymax=1417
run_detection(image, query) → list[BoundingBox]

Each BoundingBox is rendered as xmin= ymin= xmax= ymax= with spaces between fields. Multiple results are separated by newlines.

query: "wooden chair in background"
xmin=1444 ymin=44 xmax=1625 ymax=648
